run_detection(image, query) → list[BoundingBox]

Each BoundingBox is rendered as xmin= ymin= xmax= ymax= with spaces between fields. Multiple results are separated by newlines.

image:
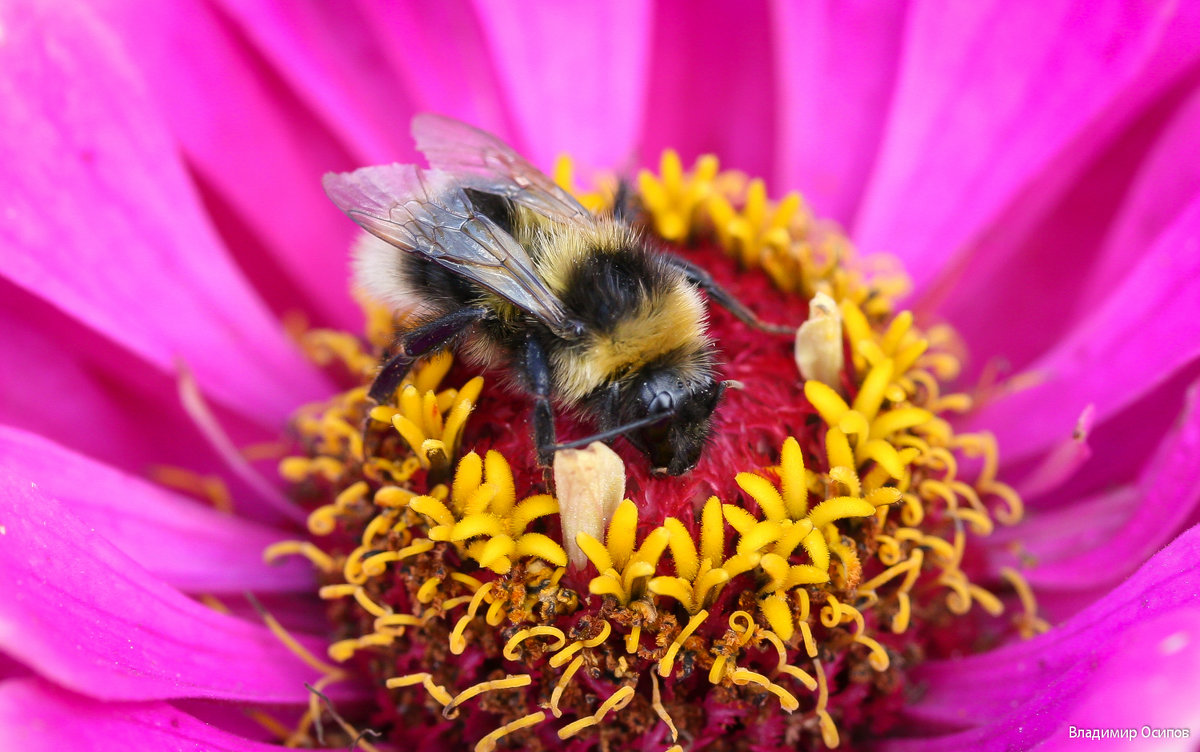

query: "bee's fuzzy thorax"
xmin=524 ymin=215 xmax=715 ymax=402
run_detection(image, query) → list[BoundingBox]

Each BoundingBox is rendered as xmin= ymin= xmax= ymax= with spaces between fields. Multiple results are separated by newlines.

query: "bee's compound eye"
xmin=649 ymin=392 xmax=674 ymax=415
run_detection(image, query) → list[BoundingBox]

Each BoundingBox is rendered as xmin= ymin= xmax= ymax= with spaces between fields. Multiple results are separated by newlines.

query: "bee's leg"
xmin=520 ymin=334 xmax=558 ymax=468
xmin=612 ymin=179 xmax=638 ymax=222
xmin=663 ymin=254 xmax=794 ymax=335
xmin=368 ymin=306 xmax=488 ymax=403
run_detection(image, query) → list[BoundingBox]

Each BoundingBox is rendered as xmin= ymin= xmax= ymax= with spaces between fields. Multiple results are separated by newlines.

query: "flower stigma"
xmin=266 ymin=151 xmax=1047 ymax=750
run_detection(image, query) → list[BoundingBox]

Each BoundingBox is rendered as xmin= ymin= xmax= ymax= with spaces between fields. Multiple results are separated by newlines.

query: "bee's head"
xmin=619 ymin=369 xmax=726 ymax=476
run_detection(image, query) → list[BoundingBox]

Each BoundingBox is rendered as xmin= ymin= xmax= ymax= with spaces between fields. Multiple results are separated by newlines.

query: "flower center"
xmin=267 ymin=152 xmax=1047 ymax=751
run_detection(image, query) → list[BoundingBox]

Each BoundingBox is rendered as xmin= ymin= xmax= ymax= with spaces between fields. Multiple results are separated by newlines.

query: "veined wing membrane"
xmin=412 ymin=113 xmax=591 ymax=227
xmin=323 ymin=164 xmax=577 ymax=336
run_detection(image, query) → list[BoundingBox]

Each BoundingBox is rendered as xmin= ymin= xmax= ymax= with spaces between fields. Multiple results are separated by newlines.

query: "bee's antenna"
xmin=551 ymin=411 xmax=675 ymax=452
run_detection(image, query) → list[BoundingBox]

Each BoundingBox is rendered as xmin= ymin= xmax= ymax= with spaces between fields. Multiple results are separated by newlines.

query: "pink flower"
xmin=3 ymin=1 xmax=1200 ymax=750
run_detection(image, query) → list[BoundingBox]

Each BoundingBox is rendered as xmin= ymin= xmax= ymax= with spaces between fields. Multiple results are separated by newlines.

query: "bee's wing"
xmin=323 ymin=164 xmax=579 ymax=337
xmin=412 ymin=113 xmax=591 ymax=227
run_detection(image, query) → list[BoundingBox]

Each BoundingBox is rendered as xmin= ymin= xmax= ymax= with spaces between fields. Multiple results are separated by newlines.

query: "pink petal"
xmin=1080 ymin=80 xmax=1200 ymax=313
xmin=638 ymin=0 xmax=776 ymax=179
xmin=92 ymin=0 xmax=364 ymax=328
xmin=473 ymin=0 xmax=653 ymax=171
xmin=920 ymin=79 xmax=1199 ymax=384
xmin=0 ymin=426 xmax=312 ymax=593
xmin=888 ymin=610 xmax=1200 ymax=751
xmin=354 ymin=0 xmax=514 ymax=136
xmin=1050 ymin=612 xmax=1200 ymax=750
xmin=0 ymin=1 xmax=329 ymax=428
xmin=769 ymin=0 xmax=907 ymax=223
xmin=964 ymin=191 xmax=1200 ymax=463
xmin=0 ymin=279 xmax=303 ymax=526
xmin=0 ymin=471 xmax=343 ymax=703
xmin=0 ymin=678 xmax=288 ymax=752
xmin=210 ymin=0 xmax=414 ymax=165
xmin=999 ymin=380 xmax=1200 ymax=595
xmin=855 ymin=0 xmax=1200 ymax=295
xmin=883 ymin=524 xmax=1200 ymax=749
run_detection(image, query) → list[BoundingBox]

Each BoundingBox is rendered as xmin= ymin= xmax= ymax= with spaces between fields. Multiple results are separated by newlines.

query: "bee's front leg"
xmin=368 ymin=306 xmax=488 ymax=403
xmin=520 ymin=334 xmax=557 ymax=469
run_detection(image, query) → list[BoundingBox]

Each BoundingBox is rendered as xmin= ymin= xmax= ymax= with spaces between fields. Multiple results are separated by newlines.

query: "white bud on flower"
xmin=553 ymin=442 xmax=626 ymax=569
xmin=795 ymin=291 xmax=844 ymax=389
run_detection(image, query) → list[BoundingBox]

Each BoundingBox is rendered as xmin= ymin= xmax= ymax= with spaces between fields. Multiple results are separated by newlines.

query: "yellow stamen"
xmin=444 ymin=675 xmax=531 ymax=718
xmin=730 ymin=669 xmax=799 ymax=712
xmin=476 ymin=712 xmax=546 ymax=752
xmin=503 ymin=626 xmax=568 ymax=661
xmin=557 ymin=685 xmax=635 ymax=739
xmin=550 ymin=656 xmax=584 ymax=718
xmin=264 ymin=540 xmax=336 ymax=573
xmin=658 ymin=610 xmax=708 ymax=677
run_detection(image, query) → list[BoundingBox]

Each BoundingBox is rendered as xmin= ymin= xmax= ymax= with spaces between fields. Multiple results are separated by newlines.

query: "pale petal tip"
xmin=553 ymin=442 xmax=625 ymax=569
xmin=795 ymin=291 xmax=844 ymax=388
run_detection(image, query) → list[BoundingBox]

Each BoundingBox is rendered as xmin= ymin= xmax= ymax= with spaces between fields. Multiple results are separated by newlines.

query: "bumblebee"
xmin=323 ymin=115 xmax=788 ymax=475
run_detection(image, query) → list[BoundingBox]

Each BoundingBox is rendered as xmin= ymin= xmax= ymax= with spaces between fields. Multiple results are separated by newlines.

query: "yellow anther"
xmin=352 ymin=588 xmax=390 ymax=618
xmin=626 ymin=624 xmax=642 ymax=654
xmin=374 ymin=613 xmax=424 ymax=631
xmin=386 ymin=672 xmax=454 ymax=707
xmin=548 ymin=640 xmax=584 ymax=669
xmin=730 ymin=669 xmax=799 ymax=712
xmin=576 ymin=532 xmax=614 ymax=573
xmin=417 ymin=577 xmax=442 ymax=603
xmin=476 ymin=711 xmax=545 ymax=752
xmin=449 ymin=582 xmax=494 ymax=655
xmin=606 ymin=500 xmax=639 ymax=568
xmin=853 ymin=633 xmax=890 ymax=671
xmin=758 ymin=593 xmax=795 ymax=641
xmin=1002 ymin=567 xmax=1051 ymax=637
xmin=658 ymin=610 xmax=708 ymax=677
xmin=583 ymin=620 xmax=612 ymax=648
xmin=263 ymin=540 xmax=335 ymax=573
xmin=736 ymin=472 xmax=788 ymax=521
xmin=651 ymin=673 xmax=679 ymax=742
xmin=444 ymin=674 xmax=531 ymax=718
xmin=663 ymin=517 xmax=700 ymax=581
xmin=709 ymin=655 xmax=729 ymax=684
xmin=306 ymin=504 xmax=340 ymax=536
xmin=550 ymin=656 xmax=584 ymax=718
xmin=503 ymin=626 xmax=568 ymax=661
xmin=318 ymin=583 xmax=358 ymax=600
xmin=808 ymin=496 xmax=875 ymax=529
xmin=729 ymin=611 xmax=756 ymax=648
xmin=757 ymin=629 xmax=817 ymax=690
xmin=557 ymin=685 xmax=635 ymax=739
xmin=700 ymin=496 xmax=725 ymax=564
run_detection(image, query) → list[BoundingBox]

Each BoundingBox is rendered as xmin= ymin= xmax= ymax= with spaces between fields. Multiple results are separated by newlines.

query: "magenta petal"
xmin=0 ymin=279 xmax=271 ymax=489
xmin=211 ymin=0 xmax=414 ymax=165
xmin=0 ymin=426 xmax=311 ymax=593
xmin=638 ymin=0 xmax=776 ymax=179
xmin=1016 ymin=380 xmax=1200 ymax=591
xmin=0 ymin=678 xmax=288 ymax=752
xmin=854 ymin=0 xmax=1200 ymax=294
xmin=1079 ymin=82 xmax=1200 ymax=312
xmin=883 ymin=525 xmax=1200 ymax=750
xmin=355 ymin=0 xmax=514 ymax=136
xmin=473 ymin=1 xmax=653 ymax=171
xmin=0 ymin=471 xmax=342 ymax=703
xmin=964 ymin=192 xmax=1200 ymax=462
xmin=770 ymin=0 xmax=906 ymax=223
xmin=1050 ymin=612 xmax=1200 ymax=748
xmin=93 ymin=0 xmax=364 ymax=327
xmin=0 ymin=2 xmax=329 ymax=427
